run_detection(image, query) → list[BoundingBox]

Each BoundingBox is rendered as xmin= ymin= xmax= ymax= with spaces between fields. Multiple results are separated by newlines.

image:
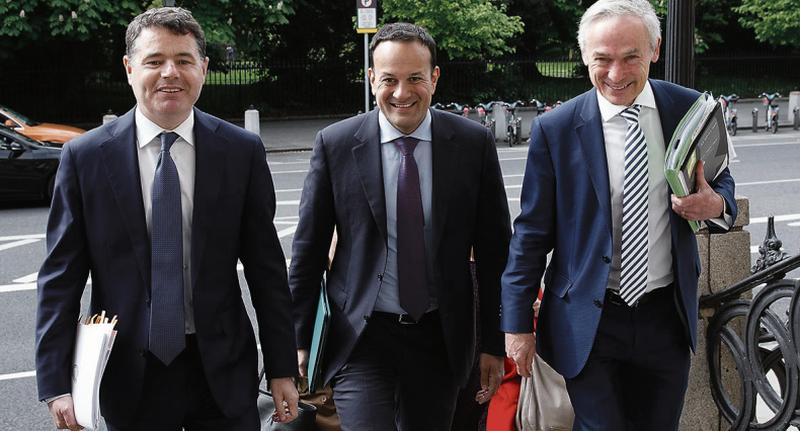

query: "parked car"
xmin=0 ymin=104 xmax=85 ymax=145
xmin=0 ymin=124 xmax=62 ymax=202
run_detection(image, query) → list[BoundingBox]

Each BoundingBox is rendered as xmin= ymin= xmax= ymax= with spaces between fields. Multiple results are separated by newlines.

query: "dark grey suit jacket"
xmin=289 ymin=108 xmax=511 ymax=388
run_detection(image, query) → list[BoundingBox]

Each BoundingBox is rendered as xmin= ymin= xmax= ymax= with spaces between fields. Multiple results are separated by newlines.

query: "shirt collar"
xmin=135 ymin=107 xmax=195 ymax=149
xmin=378 ymin=109 xmax=433 ymax=144
xmin=597 ymin=80 xmax=657 ymax=123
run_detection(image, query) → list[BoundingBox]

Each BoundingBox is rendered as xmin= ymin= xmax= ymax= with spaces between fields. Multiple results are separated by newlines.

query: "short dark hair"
xmin=369 ymin=22 xmax=437 ymax=71
xmin=125 ymin=7 xmax=206 ymax=58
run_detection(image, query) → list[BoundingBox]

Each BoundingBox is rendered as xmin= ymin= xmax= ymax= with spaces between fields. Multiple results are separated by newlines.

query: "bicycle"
xmin=759 ymin=92 xmax=781 ymax=134
xmin=446 ymin=102 xmax=471 ymax=118
xmin=718 ymin=94 xmax=739 ymax=136
xmin=502 ymin=100 xmax=524 ymax=147
xmin=476 ymin=102 xmax=496 ymax=139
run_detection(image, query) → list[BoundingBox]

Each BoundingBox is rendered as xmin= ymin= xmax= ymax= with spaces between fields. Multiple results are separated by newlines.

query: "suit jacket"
xmin=35 ymin=108 xmax=297 ymax=424
xmin=289 ymin=108 xmax=511 ymax=388
xmin=500 ymin=80 xmax=737 ymax=379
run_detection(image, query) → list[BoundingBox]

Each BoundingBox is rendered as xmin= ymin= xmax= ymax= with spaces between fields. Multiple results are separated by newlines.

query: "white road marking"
xmin=276 ymin=200 xmax=300 ymax=206
xmin=498 ymin=156 xmax=528 ymax=162
xmin=735 ymin=141 xmax=800 ymax=148
xmin=276 ymin=188 xmax=304 ymax=193
xmin=277 ymin=225 xmax=297 ymax=238
xmin=271 ymin=169 xmax=309 ymax=175
xmin=750 ymin=214 xmax=800 ymax=224
xmin=0 ymin=370 xmax=35 ymax=381
xmin=0 ymin=283 xmax=36 ymax=293
xmin=13 ymin=272 xmax=38 ymax=283
xmin=0 ymin=238 xmax=40 ymax=252
xmin=0 ymin=234 xmax=45 ymax=241
xmin=736 ymin=178 xmax=800 ymax=187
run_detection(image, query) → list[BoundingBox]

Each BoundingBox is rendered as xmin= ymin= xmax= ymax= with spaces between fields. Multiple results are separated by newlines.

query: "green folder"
xmin=307 ymin=278 xmax=330 ymax=393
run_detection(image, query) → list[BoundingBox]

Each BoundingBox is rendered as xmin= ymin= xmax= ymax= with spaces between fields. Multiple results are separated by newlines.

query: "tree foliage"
xmin=382 ymin=0 xmax=524 ymax=60
xmin=736 ymin=0 xmax=800 ymax=47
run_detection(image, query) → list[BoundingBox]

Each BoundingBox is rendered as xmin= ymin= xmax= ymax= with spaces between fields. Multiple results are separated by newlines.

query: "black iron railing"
xmin=701 ymin=217 xmax=800 ymax=430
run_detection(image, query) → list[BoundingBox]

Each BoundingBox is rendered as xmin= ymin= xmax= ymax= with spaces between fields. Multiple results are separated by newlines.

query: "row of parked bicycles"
xmin=432 ymin=99 xmax=563 ymax=147
xmin=718 ymin=92 xmax=800 ymax=136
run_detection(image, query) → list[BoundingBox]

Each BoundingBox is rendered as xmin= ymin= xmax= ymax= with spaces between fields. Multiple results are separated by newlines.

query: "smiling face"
xmin=369 ymin=41 xmax=439 ymax=134
xmin=123 ymin=26 xmax=208 ymax=129
xmin=583 ymin=15 xmax=659 ymax=106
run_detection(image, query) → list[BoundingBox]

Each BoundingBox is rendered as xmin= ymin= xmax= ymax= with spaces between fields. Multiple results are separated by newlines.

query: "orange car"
xmin=0 ymin=105 xmax=85 ymax=145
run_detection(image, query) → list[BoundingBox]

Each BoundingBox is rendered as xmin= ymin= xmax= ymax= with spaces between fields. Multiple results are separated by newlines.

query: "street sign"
xmin=356 ymin=0 xmax=377 ymax=34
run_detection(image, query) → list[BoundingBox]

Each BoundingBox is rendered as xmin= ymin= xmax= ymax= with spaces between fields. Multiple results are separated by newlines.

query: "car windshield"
xmin=0 ymin=105 xmax=41 ymax=126
xmin=0 ymin=126 xmax=43 ymax=147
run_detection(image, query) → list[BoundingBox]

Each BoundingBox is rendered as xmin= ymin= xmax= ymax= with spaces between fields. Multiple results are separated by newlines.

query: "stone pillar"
xmin=680 ymin=196 xmax=751 ymax=430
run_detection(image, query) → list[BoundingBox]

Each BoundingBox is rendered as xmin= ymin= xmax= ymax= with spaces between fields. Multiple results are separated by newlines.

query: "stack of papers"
xmin=71 ymin=312 xmax=117 ymax=430
xmin=664 ymin=92 xmax=730 ymax=232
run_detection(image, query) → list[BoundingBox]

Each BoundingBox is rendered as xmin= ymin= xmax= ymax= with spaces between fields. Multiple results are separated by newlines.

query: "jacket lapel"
xmin=99 ymin=109 xmax=150 ymax=286
xmin=351 ymin=110 xmax=388 ymax=241
xmin=430 ymin=109 xmax=459 ymax=255
xmin=575 ymin=90 xmax=613 ymax=235
xmin=190 ymin=108 xmax=225 ymax=287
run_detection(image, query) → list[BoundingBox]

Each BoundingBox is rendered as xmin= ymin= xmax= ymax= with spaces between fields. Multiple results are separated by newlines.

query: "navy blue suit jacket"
xmin=35 ymin=108 xmax=297 ymax=424
xmin=289 ymin=109 xmax=511 ymax=389
xmin=500 ymin=80 xmax=737 ymax=379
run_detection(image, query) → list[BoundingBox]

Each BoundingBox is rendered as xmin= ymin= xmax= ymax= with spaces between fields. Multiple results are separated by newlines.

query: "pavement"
xmin=250 ymin=97 xmax=797 ymax=153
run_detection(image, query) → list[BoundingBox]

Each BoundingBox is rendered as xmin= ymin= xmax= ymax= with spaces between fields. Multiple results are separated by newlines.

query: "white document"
xmin=71 ymin=321 xmax=117 ymax=430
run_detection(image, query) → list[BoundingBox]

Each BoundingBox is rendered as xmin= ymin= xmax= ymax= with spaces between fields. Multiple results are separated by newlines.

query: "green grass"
xmin=535 ymin=61 xmax=583 ymax=78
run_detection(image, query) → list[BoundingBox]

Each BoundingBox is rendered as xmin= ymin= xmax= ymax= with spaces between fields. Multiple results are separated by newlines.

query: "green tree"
xmin=735 ymin=0 xmax=800 ymax=47
xmin=382 ymin=0 xmax=525 ymax=60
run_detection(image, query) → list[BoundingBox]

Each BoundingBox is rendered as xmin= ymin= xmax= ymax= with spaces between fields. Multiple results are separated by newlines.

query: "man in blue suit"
xmin=501 ymin=0 xmax=737 ymax=429
xmin=35 ymin=7 xmax=298 ymax=430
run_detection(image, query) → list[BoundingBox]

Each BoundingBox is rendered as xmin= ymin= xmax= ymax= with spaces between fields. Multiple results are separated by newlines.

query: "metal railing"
xmin=701 ymin=218 xmax=800 ymax=430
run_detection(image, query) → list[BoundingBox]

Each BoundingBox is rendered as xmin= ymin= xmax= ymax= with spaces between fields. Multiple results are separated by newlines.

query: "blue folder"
xmin=307 ymin=278 xmax=330 ymax=393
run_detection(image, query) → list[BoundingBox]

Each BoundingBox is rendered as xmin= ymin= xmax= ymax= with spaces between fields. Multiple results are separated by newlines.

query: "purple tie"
xmin=394 ymin=136 xmax=428 ymax=320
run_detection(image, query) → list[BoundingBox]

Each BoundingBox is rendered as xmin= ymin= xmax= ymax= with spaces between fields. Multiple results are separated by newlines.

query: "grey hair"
xmin=577 ymin=0 xmax=660 ymax=58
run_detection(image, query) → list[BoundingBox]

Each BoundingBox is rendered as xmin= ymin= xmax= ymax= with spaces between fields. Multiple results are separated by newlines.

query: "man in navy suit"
xmin=289 ymin=23 xmax=511 ymax=430
xmin=501 ymin=0 xmax=737 ymax=429
xmin=35 ymin=7 xmax=298 ymax=430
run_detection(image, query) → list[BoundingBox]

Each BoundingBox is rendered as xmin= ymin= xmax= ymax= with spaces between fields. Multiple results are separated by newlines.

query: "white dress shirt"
xmin=135 ymin=108 xmax=196 ymax=333
xmin=597 ymin=83 xmax=673 ymax=293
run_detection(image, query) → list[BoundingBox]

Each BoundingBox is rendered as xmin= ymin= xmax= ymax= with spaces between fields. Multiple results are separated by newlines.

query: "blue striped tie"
xmin=619 ymin=106 xmax=649 ymax=306
xmin=149 ymin=131 xmax=185 ymax=365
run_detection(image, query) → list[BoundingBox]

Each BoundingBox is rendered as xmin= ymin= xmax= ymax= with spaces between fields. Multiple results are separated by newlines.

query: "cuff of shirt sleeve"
xmin=44 ymin=393 xmax=70 ymax=404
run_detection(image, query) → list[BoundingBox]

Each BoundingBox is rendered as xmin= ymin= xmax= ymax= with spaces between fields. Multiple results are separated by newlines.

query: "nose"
xmin=392 ymin=81 xmax=410 ymax=100
xmin=160 ymin=61 xmax=179 ymax=78
xmin=607 ymin=61 xmax=624 ymax=83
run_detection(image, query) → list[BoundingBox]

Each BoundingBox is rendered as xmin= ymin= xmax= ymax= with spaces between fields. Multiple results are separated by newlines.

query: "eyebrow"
xmin=140 ymin=51 xmax=197 ymax=61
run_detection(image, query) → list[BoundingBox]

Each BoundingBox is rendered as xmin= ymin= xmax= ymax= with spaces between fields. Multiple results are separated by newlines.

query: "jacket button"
xmin=363 ymin=315 xmax=370 ymax=321
xmin=593 ymin=299 xmax=603 ymax=308
xmin=139 ymin=349 xmax=147 ymax=357
xmin=145 ymin=298 xmax=151 ymax=306
xmin=602 ymin=256 xmax=611 ymax=264
xmin=377 ymin=273 xmax=383 ymax=280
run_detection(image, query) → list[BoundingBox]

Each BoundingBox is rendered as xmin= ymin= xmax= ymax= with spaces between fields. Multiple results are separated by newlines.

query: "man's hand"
xmin=47 ymin=395 xmax=82 ymax=431
xmin=269 ymin=377 xmax=299 ymax=424
xmin=671 ymin=161 xmax=724 ymax=221
xmin=475 ymin=353 xmax=504 ymax=404
xmin=505 ymin=332 xmax=536 ymax=378
xmin=297 ymin=349 xmax=309 ymax=378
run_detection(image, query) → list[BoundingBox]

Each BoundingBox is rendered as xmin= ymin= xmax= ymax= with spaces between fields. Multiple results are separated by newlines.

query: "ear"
xmin=123 ymin=55 xmax=134 ymax=85
xmin=430 ymin=66 xmax=440 ymax=93
xmin=651 ymin=36 xmax=662 ymax=63
xmin=202 ymin=56 xmax=209 ymax=76
xmin=368 ymin=67 xmax=377 ymax=96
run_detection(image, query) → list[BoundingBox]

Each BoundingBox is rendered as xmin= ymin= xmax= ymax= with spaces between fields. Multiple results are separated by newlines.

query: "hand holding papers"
xmin=664 ymin=93 xmax=730 ymax=232
xmin=71 ymin=312 xmax=117 ymax=430
xmin=307 ymin=279 xmax=330 ymax=393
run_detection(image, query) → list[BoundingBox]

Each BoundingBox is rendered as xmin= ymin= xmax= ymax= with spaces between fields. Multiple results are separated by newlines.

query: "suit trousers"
xmin=331 ymin=310 xmax=459 ymax=431
xmin=564 ymin=286 xmax=690 ymax=431
xmin=105 ymin=335 xmax=259 ymax=431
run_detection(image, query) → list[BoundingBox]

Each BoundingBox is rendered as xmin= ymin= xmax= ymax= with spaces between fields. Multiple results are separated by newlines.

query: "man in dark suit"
xmin=35 ymin=7 xmax=298 ymax=430
xmin=501 ymin=1 xmax=737 ymax=430
xmin=289 ymin=22 xmax=511 ymax=430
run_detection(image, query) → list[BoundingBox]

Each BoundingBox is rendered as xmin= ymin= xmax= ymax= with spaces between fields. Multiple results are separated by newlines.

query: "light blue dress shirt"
xmin=374 ymin=110 xmax=438 ymax=315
